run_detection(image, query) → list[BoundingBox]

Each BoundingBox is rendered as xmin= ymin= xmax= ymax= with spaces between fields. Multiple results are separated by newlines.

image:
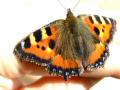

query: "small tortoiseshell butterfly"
xmin=14 ymin=9 xmax=116 ymax=80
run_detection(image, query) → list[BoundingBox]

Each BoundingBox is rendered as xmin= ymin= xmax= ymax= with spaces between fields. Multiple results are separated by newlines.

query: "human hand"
xmin=0 ymin=28 xmax=120 ymax=90
xmin=0 ymin=0 xmax=120 ymax=89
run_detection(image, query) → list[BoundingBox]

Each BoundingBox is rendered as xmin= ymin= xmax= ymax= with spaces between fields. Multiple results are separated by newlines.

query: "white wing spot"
xmin=21 ymin=41 xmax=25 ymax=49
xmin=106 ymin=18 xmax=111 ymax=24
xmin=100 ymin=16 xmax=105 ymax=24
xmin=91 ymin=15 xmax=98 ymax=24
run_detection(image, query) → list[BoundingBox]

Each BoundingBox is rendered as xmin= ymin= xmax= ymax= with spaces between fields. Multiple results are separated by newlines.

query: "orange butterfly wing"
xmin=77 ymin=15 xmax=116 ymax=69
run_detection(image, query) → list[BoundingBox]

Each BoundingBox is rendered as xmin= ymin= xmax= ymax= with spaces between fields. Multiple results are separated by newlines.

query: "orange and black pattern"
xmin=14 ymin=9 xmax=116 ymax=80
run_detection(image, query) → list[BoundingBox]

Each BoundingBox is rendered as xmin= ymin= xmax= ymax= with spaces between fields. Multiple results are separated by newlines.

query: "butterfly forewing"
xmin=77 ymin=15 xmax=116 ymax=43
xmin=14 ymin=20 xmax=64 ymax=65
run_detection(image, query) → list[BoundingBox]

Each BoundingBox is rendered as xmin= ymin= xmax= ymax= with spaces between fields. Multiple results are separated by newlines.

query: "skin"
xmin=0 ymin=15 xmax=120 ymax=90
xmin=0 ymin=36 xmax=120 ymax=90
xmin=0 ymin=0 xmax=120 ymax=89
xmin=0 ymin=9 xmax=120 ymax=90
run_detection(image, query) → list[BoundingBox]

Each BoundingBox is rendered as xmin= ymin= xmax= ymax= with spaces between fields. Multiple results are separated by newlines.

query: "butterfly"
xmin=14 ymin=9 xmax=116 ymax=80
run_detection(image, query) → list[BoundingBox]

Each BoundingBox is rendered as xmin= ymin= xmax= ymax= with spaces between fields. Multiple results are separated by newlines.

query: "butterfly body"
xmin=14 ymin=9 xmax=116 ymax=80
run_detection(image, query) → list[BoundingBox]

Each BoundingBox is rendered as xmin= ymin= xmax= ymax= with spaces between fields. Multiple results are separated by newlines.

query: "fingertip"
xmin=17 ymin=76 xmax=102 ymax=90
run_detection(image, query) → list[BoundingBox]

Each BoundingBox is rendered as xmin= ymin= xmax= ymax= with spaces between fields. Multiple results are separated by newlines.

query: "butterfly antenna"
xmin=72 ymin=0 xmax=80 ymax=11
xmin=57 ymin=0 xmax=80 ymax=12
xmin=57 ymin=0 xmax=67 ymax=11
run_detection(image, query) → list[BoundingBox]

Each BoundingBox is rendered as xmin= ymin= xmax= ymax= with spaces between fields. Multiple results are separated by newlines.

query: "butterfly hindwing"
xmin=77 ymin=15 xmax=116 ymax=70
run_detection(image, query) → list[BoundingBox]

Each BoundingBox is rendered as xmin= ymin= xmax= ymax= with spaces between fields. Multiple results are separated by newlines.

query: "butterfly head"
xmin=67 ymin=9 xmax=73 ymax=17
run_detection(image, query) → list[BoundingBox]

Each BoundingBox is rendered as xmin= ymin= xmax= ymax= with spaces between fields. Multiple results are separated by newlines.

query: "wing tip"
xmin=107 ymin=18 xmax=116 ymax=43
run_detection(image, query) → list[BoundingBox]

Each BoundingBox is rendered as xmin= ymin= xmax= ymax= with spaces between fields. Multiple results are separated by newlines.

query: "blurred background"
xmin=0 ymin=0 xmax=120 ymax=59
xmin=0 ymin=0 xmax=120 ymax=90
